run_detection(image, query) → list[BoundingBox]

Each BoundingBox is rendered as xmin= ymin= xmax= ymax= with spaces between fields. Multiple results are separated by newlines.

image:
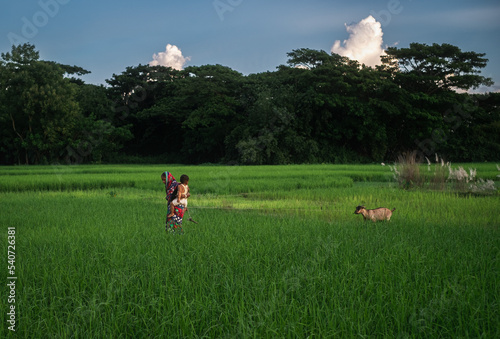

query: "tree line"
xmin=1 ymin=43 xmax=498 ymax=165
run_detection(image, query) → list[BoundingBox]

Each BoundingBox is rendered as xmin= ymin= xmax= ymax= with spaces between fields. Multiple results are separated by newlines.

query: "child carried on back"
xmin=167 ymin=174 xmax=190 ymax=218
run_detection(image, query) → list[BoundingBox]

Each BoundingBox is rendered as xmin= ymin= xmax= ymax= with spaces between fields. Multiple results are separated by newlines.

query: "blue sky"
xmin=1 ymin=0 xmax=499 ymax=91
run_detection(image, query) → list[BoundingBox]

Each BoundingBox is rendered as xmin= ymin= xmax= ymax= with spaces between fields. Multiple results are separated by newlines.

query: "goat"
xmin=354 ymin=205 xmax=395 ymax=222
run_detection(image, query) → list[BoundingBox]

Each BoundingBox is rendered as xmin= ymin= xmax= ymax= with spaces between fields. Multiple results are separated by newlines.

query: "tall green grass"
xmin=0 ymin=164 xmax=499 ymax=337
xmin=1 ymin=162 xmax=497 ymax=193
xmin=0 ymin=163 xmax=385 ymax=192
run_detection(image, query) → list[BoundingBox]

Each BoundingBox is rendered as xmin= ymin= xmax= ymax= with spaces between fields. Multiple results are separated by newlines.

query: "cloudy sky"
xmin=1 ymin=0 xmax=499 ymax=91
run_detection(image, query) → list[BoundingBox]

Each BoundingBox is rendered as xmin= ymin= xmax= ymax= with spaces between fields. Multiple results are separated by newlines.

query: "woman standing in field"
xmin=161 ymin=172 xmax=190 ymax=234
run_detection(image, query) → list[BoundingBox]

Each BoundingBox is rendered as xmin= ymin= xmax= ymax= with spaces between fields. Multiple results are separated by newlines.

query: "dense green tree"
xmin=440 ymin=93 xmax=500 ymax=161
xmin=379 ymin=43 xmax=497 ymax=161
xmin=1 ymin=42 xmax=497 ymax=165
xmin=383 ymin=42 xmax=493 ymax=93
xmin=122 ymin=64 xmax=246 ymax=163
xmin=278 ymin=49 xmax=393 ymax=162
xmin=0 ymin=44 xmax=133 ymax=164
xmin=171 ymin=65 xmax=245 ymax=163
xmin=233 ymin=73 xmax=301 ymax=164
xmin=106 ymin=64 xmax=181 ymax=157
xmin=70 ymin=84 xmax=133 ymax=163
xmin=0 ymin=44 xmax=82 ymax=164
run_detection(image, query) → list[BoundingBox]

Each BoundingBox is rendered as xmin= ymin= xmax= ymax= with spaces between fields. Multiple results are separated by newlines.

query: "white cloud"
xmin=149 ymin=44 xmax=190 ymax=70
xmin=331 ymin=15 xmax=385 ymax=67
xmin=466 ymin=84 xmax=500 ymax=94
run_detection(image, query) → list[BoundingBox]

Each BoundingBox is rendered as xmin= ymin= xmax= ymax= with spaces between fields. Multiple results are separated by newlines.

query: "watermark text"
xmin=6 ymin=226 xmax=17 ymax=332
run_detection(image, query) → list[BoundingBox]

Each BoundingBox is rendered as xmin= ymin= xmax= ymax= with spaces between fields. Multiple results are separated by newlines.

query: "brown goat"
xmin=354 ymin=206 xmax=395 ymax=222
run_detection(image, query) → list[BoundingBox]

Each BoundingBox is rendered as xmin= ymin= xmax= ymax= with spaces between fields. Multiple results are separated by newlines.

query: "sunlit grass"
xmin=0 ymin=164 xmax=498 ymax=337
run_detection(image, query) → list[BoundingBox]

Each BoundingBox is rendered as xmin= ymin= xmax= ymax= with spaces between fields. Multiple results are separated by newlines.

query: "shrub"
xmin=385 ymin=152 xmax=498 ymax=195
xmin=387 ymin=150 xmax=424 ymax=189
xmin=448 ymin=166 xmax=497 ymax=195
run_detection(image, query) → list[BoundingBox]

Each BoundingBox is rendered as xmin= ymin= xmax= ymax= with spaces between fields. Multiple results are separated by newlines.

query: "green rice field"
xmin=1 ymin=163 xmax=499 ymax=338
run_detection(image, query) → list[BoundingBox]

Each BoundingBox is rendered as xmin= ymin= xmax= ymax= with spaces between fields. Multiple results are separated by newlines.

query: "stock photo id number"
xmin=6 ymin=227 xmax=17 ymax=332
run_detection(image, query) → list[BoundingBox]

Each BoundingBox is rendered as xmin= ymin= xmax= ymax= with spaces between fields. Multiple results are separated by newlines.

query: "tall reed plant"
xmin=385 ymin=151 xmax=498 ymax=195
xmin=426 ymin=154 xmax=449 ymax=190
xmin=386 ymin=151 xmax=424 ymax=189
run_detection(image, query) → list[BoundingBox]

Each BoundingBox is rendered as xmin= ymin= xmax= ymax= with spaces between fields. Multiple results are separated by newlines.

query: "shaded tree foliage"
xmin=0 ymin=43 xmax=498 ymax=165
xmin=0 ymin=44 xmax=81 ymax=164
xmin=0 ymin=44 xmax=131 ymax=164
xmin=383 ymin=42 xmax=493 ymax=93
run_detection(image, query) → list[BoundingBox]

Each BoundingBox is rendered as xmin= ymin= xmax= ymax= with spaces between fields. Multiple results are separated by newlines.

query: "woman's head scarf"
xmin=164 ymin=171 xmax=178 ymax=203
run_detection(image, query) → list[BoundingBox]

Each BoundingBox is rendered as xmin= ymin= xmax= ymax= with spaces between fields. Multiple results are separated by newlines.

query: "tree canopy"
xmin=0 ymin=43 xmax=498 ymax=165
